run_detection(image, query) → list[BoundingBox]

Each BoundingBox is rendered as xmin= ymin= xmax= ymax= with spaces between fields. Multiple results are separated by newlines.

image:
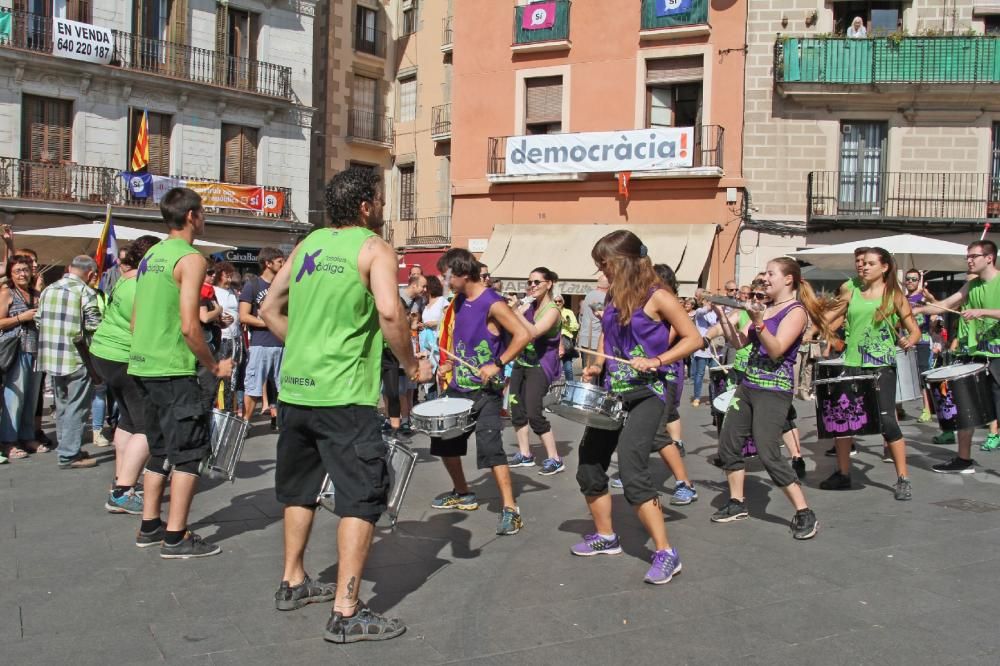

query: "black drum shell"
xmin=815 ymin=359 xmax=845 ymax=382
xmin=814 ymin=375 xmax=881 ymax=439
xmin=923 ymin=368 xmax=997 ymax=432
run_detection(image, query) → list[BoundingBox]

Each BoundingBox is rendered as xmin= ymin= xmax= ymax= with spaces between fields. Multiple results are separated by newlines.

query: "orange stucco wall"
xmin=451 ymin=0 xmax=747 ymax=288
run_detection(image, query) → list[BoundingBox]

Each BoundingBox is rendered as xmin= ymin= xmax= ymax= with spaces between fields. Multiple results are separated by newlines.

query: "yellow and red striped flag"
xmin=438 ymin=297 xmax=457 ymax=388
xmin=130 ymin=109 xmax=149 ymax=172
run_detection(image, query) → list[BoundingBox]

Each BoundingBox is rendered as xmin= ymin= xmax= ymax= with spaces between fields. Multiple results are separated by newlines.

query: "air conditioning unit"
xmin=841 ymin=124 xmax=853 ymax=135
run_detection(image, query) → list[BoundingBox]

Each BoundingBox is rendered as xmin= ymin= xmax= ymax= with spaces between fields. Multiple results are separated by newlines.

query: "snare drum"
xmin=411 ymin=397 xmax=475 ymax=439
xmin=922 ymin=363 xmax=997 ymax=432
xmin=546 ymin=381 xmax=624 ymax=430
xmin=201 ymin=409 xmax=249 ymax=482
xmin=815 ymin=357 xmax=845 ymax=382
xmin=894 ymin=348 xmax=921 ymax=403
xmin=814 ymin=375 xmax=881 ymax=438
xmin=708 ymin=365 xmax=733 ymax=403
xmin=317 ymin=435 xmax=418 ymax=529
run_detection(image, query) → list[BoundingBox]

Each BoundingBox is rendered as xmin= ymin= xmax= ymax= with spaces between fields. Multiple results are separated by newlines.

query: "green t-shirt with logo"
xmin=842 ymin=284 xmax=898 ymax=368
xmin=90 ymin=275 xmax=136 ymax=364
xmin=966 ymin=274 xmax=1000 ymax=358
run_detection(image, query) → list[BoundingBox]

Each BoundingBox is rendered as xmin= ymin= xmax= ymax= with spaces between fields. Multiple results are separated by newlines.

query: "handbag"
xmin=0 ymin=330 xmax=20 ymax=371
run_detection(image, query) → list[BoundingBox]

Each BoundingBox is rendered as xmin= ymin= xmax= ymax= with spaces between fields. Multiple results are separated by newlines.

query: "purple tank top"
xmin=601 ymin=289 xmax=674 ymax=402
xmin=516 ymin=301 xmax=562 ymax=384
xmin=450 ymin=288 xmax=508 ymax=392
xmin=742 ymin=302 xmax=804 ymax=394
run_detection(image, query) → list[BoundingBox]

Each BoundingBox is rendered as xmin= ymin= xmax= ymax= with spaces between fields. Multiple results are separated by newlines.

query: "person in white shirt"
xmin=212 ymin=261 xmax=242 ymax=413
xmin=847 ymin=16 xmax=867 ymax=38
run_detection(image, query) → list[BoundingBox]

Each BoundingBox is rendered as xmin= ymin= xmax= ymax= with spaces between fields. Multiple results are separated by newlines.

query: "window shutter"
xmin=215 ymin=3 xmax=228 ymax=84
xmin=525 ymin=76 xmax=562 ymax=124
xmin=222 ymin=124 xmax=240 ymax=183
xmin=646 ymin=57 xmax=703 ymax=85
xmin=169 ymin=0 xmax=187 ymax=44
xmin=399 ymin=165 xmax=415 ymax=220
xmin=240 ymin=126 xmax=257 ymax=184
xmin=148 ymin=112 xmax=171 ymax=176
xmin=68 ymin=0 xmax=93 ymax=23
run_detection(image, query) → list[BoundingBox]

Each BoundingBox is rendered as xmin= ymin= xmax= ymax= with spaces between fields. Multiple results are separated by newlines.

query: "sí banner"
xmin=504 ymin=128 xmax=694 ymax=176
xmin=53 ymin=17 xmax=113 ymax=65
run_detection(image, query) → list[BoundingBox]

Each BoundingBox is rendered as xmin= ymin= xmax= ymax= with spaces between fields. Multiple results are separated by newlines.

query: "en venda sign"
xmin=505 ymin=127 xmax=694 ymax=176
xmin=53 ymin=17 xmax=113 ymax=65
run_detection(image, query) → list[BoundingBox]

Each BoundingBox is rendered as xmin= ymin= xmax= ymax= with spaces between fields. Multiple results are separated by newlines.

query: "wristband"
xmin=754 ymin=322 xmax=766 ymax=333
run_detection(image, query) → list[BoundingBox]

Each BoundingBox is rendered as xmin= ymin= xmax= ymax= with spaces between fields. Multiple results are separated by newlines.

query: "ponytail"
xmin=798 ymin=278 xmax=832 ymax=341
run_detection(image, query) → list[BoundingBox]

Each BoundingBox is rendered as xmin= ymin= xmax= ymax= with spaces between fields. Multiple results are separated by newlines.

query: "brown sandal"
xmin=3 ymin=445 xmax=30 ymax=460
xmin=22 ymin=441 xmax=51 ymax=454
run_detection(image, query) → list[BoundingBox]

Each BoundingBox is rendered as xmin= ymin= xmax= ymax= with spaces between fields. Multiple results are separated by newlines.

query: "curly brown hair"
xmin=591 ymin=230 xmax=662 ymax=325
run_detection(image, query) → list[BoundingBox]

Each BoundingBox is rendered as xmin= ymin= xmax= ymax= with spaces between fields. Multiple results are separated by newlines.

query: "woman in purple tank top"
xmin=509 ymin=267 xmax=565 ymax=475
xmin=710 ymin=258 xmax=829 ymax=540
xmin=570 ymin=231 xmax=702 ymax=586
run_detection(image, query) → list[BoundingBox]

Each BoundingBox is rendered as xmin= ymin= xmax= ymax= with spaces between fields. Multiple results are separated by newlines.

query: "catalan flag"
xmin=94 ymin=204 xmax=119 ymax=279
xmin=438 ymin=297 xmax=457 ymax=389
xmin=130 ymin=109 xmax=149 ymax=172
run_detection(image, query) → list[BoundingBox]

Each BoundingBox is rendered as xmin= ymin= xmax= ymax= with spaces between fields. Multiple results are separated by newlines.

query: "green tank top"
xmin=966 ymin=274 xmax=1000 ymax=357
xmin=842 ymin=284 xmax=898 ymax=368
xmin=90 ymin=275 xmax=136 ymax=364
xmin=128 ymin=238 xmax=199 ymax=377
xmin=279 ymin=226 xmax=382 ymax=407
xmin=732 ymin=310 xmax=752 ymax=373
xmin=515 ymin=301 xmax=561 ymax=368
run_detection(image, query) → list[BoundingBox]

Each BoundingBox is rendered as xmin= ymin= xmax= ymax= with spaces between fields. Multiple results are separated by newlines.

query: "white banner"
xmin=504 ymin=127 xmax=694 ymax=176
xmin=53 ymin=17 xmax=113 ymax=65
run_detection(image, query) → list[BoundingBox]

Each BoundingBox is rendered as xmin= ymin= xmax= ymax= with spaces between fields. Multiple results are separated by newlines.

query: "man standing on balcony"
xmin=240 ymin=247 xmax=285 ymax=426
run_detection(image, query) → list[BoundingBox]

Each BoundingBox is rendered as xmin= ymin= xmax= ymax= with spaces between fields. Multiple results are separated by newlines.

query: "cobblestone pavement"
xmin=2 ymin=395 xmax=999 ymax=665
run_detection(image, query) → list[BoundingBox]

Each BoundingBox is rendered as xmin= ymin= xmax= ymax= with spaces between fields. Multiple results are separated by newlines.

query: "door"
xmin=21 ymin=95 xmax=73 ymax=199
xmin=838 ymin=121 xmax=886 ymax=215
xmin=990 ymin=123 xmax=1000 ymax=218
xmin=227 ymin=8 xmax=258 ymax=90
xmin=352 ymin=75 xmax=379 ymax=140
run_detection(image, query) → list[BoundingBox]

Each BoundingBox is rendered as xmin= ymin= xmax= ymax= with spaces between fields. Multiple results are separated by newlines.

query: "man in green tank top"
xmin=919 ymin=240 xmax=1000 ymax=472
xmin=260 ymin=169 xmax=430 ymax=644
xmin=127 ymin=187 xmax=233 ymax=559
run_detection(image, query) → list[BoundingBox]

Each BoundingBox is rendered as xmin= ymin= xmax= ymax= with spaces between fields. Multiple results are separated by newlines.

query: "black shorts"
xmin=275 ymin=403 xmax=388 ymax=523
xmin=136 ymin=376 xmax=212 ymax=467
xmin=92 ymin=356 xmax=146 ymax=434
xmin=429 ymin=388 xmax=506 ymax=469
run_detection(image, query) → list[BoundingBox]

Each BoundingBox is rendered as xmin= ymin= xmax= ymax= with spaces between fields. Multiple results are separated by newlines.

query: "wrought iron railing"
xmin=403 ymin=216 xmax=451 ymax=245
xmin=0 ymin=9 xmax=293 ymax=99
xmin=487 ymin=125 xmax=724 ymax=177
xmin=442 ymin=16 xmax=454 ymax=47
xmin=776 ymin=35 xmax=1000 ymax=84
xmin=807 ymin=171 xmax=1000 ymax=224
xmin=513 ymin=0 xmax=571 ymax=45
xmin=347 ymin=109 xmax=394 ymax=145
xmin=354 ymin=23 xmax=387 ymax=57
xmin=431 ymin=103 xmax=451 ymax=138
xmin=0 ymin=157 xmax=292 ymax=219
xmin=641 ymin=0 xmax=708 ymax=30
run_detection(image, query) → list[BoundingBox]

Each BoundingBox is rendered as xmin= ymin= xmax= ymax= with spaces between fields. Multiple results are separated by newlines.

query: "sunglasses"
xmin=904 ymin=276 xmax=920 ymax=282
xmin=726 ymin=287 xmax=738 ymax=292
xmin=750 ymin=292 xmax=768 ymax=300
xmin=526 ymin=279 xmax=545 ymax=286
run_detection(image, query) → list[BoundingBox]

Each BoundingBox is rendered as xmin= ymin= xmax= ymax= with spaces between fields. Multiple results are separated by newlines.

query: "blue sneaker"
xmin=609 ymin=476 xmax=623 ymax=489
xmin=644 ymin=548 xmax=682 ymax=585
xmin=105 ymin=489 xmax=143 ymax=515
xmin=509 ymin=452 xmax=536 ymax=467
xmin=669 ymin=482 xmax=697 ymax=506
xmin=430 ymin=490 xmax=479 ymax=511
xmin=570 ymin=533 xmax=622 ymax=556
xmin=496 ymin=506 xmax=523 ymax=535
xmin=538 ymin=458 xmax=565 ymax=476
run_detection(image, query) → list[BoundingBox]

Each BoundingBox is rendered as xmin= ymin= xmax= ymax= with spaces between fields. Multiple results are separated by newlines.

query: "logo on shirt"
xmin=295 ymin=249 xmax=322 ymax=283
xmin=294 ymin=249 xmax=348 ymax=281
xmin=282 ymin=375 xmax=316 ymax=387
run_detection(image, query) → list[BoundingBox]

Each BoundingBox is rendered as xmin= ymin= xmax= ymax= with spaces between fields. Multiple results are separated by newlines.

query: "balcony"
xmin=353 ymin=24 xmax=387 ymax=58
xmin=487 ymin=125 xmax=724 ymax=182
xmin=512 ymin=0 xmax=571 ymax=53
xmin=442 ymin=16 xmax=453 ymax=53
xmin=0 ymin=157 xmax=293 ymax=221
xmin=401 ymin=216 xmax=451 ymax=246
xmin=0 ymin=9 xmax=293 ymax=100
xmin=806 ymin=170 xmax=999 ymax=232
xmin=431 ymin=104 xmax=451 ymax=142
xmin=640 ymin=0 xmax=710 ymax=41
xmin=347 ymin=109 xmax=394 ymax=146
xmin=776 ymin=36 xmax=1000 ymax=107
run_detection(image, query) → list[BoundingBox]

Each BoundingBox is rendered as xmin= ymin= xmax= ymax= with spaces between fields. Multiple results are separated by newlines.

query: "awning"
xmin=479 ymin=224 xmax=717 ymax=297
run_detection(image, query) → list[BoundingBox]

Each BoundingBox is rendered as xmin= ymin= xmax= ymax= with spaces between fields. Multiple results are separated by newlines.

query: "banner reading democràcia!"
xmin=53 ymin=17 xmax=113 ymax=65
xmin=504 ymin=127 xmax=694 ymax=176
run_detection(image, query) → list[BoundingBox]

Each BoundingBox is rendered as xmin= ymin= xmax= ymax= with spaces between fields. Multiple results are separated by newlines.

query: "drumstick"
xmin=440 ymin=347 xmax=483 ymax=374
xmin=578 ymin=347 xmax=633 ymax=364
xmin=920 ymin=301 xmax=963 ymax=316
xmin=706 ymin=342 xmax=728 ymax=375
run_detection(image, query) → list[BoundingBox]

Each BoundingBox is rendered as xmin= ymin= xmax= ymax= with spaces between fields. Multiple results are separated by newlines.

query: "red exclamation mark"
xmin=679 ymin=132 xmax=688 ymax=159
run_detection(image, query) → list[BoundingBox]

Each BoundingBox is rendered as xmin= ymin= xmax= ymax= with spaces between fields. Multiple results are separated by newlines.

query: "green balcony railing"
xmin=513 ymin=1 xmax=570 ymax=46
xmin=777 ymin=36 xmax=1000 ymax=84
xmin=641 ymin=0 xmax=708 ymax=31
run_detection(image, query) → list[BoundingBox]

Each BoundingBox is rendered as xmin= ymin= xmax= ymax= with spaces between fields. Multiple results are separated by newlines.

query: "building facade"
xmin=450 ymin=0 xmax=748 ymax=295
xmin=0 ymin=0 xmax=315 ymax=264
xmin=741 ymin=0 xmax=1000 ymax=285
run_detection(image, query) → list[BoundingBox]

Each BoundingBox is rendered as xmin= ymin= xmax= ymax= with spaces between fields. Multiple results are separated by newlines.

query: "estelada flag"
xmin=130 ymin=109 xmax=149 ymax=172
xmin=438 ymin=297 xmax=457 ymax=388
xmin=94 ymin=205 xmax=118 ymax=278
xmin=522 ymin=1 xmax=556 ymax=30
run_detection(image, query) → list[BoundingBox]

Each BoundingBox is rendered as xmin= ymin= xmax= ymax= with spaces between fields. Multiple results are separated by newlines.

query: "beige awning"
xmin=478 ymin=223 xmax=716 ymax=297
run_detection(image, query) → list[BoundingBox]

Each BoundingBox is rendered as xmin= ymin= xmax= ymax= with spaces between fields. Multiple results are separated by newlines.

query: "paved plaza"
xmin=2 ymin=394 xmax=1000 ymax=665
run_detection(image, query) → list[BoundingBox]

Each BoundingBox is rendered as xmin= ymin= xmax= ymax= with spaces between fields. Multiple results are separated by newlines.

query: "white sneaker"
xmin=92 ymin=429 xmax=111 ymax=447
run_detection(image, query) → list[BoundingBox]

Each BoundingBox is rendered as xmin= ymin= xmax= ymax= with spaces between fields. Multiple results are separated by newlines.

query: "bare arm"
xmin=259 ymin=245 xmax=299 ymax=342
xmin=175 ymin=254 xmax=227 ymax=377
xmin=364 ymin=237 xmax=427 ymax=381
xmin=199 ymin=301 xmax=222 ymax=324
xmin=491 ymin=301 xmax=532 ymax=367
xmin=650 ymin=290 xmax=703 ymax=368
xmin=240 ymin=300 xmax=266 ymax=329
xmin=514 ymin=304 xmax=561 ymax=340
xmin=919 ymin=283 xmax=968 ymax=314
xmin=896 ymin=296 xmax=922 ymax=349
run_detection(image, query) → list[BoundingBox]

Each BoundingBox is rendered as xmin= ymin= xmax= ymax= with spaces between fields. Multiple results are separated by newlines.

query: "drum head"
xmin=412 ymin=397 xmax=475 ymax=417
xmin=813 ymin=374 xmax=876 ymax=387
xmin=924 ymin=363 xmax=988 ymax=381
xmin=817 ymin=358 xmax=845 ymax=366
xmin=712 ymin=389 xmax=736 ymax=413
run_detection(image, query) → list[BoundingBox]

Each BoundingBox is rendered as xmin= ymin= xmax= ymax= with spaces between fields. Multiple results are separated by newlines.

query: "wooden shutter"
xmin=525 ymin=76 xmax=562 ymax=124
xmin=67 ymin=0 xmax=93 ymax=23
xmin=168 ymin=0 xmax=187 ymax=43
xmin=240 ymin=126 xmax=257 ymax=184
xmin=214 ymin=2 xmax=228 ymax=84
xmin=148 ymin=111 xmax=171 ymax=176
xmin=24 ymin=95 xmax=72 ymax=163
xmin=399 ymin=165 xmax=415 ymax=220
xmin=646 ymin=57 xmax=703 ymax=84
xmin=221 ymin=124 xmax=257 ymax=184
